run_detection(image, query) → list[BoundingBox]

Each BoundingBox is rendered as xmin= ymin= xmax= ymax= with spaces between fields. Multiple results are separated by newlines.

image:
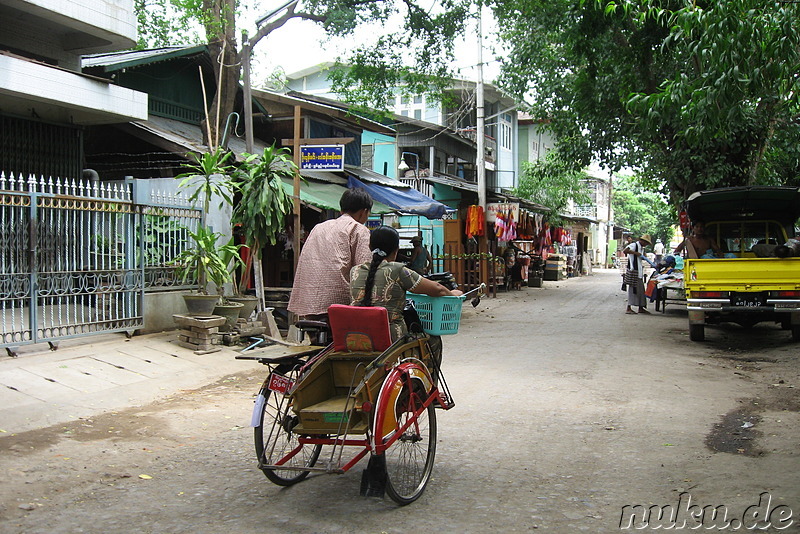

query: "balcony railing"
xmin=454 ymin=129 xmax=497 ymax=164
xmin=573 ymin=205 xmax=597 ymax=218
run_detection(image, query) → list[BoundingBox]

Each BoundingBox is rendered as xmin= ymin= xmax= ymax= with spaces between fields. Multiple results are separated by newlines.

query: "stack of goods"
xmin=544 ymin=254 xmax=567 ymax=281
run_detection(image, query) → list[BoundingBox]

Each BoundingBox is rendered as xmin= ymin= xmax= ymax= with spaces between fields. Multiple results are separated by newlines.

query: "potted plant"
xmin=210 ymin=237 xmax=246 ymax=329
xmin=231 ymin=145 xmax=296 ymax=312
xmin=174 ymin=147 xmax=239 ymax=316
xmin=173 ymin=226 xmax=240 ymax=316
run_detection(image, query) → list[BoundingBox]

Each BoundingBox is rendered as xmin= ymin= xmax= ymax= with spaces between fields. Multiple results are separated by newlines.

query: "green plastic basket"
xmin=406 ymin=293 xmax=464 ymax=335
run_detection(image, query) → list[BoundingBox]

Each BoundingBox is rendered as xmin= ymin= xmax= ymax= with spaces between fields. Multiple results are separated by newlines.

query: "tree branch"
xmin=247 ymin=2 xmax=327 ymax=50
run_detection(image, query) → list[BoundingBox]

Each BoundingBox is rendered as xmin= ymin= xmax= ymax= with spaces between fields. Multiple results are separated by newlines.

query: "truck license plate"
xmin=267 ymin=372 xmax=294 ymax=394
xmin=730 ymin=293 xmax=766 ymax=308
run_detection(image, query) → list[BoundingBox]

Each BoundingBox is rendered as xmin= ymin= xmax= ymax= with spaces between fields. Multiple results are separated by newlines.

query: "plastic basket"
xmin=406 ymin=293 xmax=464 ymax=335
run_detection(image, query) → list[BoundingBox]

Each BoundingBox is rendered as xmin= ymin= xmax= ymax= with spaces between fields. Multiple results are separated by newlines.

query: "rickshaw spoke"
xmin=254 ymin=363 xmax=322 ymax=486
xmin=384 ymin=378 xmax=437 ymax=505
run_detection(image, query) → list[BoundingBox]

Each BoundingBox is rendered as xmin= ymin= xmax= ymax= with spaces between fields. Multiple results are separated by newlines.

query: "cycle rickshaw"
xmin=242 ymin=284 xmax=484 ymax=505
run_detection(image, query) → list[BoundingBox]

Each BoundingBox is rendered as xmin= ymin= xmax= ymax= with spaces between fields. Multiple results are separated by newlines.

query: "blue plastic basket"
xmin=406 ymin=293 xmax=464 ymax=335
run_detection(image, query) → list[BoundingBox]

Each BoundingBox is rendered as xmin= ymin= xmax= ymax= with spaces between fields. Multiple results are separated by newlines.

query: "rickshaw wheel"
xmin=254 ymin=363 xmax=322 ymax=486
xmin=383 ymin=379 xmax=437 ymax=505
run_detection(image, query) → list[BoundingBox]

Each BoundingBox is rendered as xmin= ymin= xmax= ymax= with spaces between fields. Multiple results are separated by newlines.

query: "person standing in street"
xmin=409 ymin=235 xmax=432 ymax=275
xmin=288 ymin=188 xmax=373 ymax=321
xmin=623 ymin=234 xmax=652 ymax=315
xmin=653 ymin=238 xmax=665 ymax=264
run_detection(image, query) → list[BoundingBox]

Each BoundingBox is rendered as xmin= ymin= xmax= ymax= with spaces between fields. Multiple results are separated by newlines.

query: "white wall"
xmin=9 ymin=0 xmax=137 ymax=49
xmin=0 ymin=54 xmax=148 ymax=124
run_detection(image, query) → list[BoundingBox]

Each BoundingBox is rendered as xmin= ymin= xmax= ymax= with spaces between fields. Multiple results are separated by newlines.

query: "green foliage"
xmin=232 ymin=145 xmax=296 ymax=252
xmin=139 ymin=213 xmax=187 ymax=266
xmin=612 ymin=175 xmax=674 ymax=248
xmin=135 ymin=0 xmax=474 ymax=110
xmin=175 ymin=149 xmax=236 ymax=213
xmin=491 ymin=0 xmax=800 ymax=206
xmin=513 ymin=152 xmax=591 ymax=224
xmin=174 ymin=226 xmax=242 ymax=295
xmin=174 ymin=148 xmax=239 ymax=292
xmin=133 ymin=0 xmax=201 ymax=48
xmin=325 ymin=0 xmax=472 ymax=109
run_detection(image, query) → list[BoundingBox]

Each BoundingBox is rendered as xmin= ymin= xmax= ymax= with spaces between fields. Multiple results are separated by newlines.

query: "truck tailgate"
xmin=685 ymin=258 xmax=800 ymax=292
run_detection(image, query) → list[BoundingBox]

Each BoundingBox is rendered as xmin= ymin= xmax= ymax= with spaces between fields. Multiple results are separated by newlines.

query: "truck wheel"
xmin=689 ymin=324 xmax=705 ymax=342
xmin=792 ymin=326 xmax=800 ymax=342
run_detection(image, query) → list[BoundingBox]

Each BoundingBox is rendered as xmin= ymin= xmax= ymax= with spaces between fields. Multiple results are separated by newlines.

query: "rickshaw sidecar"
xmin=258 ymin=304 xmax=451 ymax=505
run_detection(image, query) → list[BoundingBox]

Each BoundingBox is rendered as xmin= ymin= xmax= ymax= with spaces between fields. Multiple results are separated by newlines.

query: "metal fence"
xmin=0 ymin=172 xmax=201 ymax=353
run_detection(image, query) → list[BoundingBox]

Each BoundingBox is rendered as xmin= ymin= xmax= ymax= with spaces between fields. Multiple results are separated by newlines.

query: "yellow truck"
xmin=683 ymin=186 xmax=800 ymax=342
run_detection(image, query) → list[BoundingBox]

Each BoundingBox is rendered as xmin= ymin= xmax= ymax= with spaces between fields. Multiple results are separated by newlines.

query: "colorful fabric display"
xmin=466 ymin=205 xmax=485 ymax=238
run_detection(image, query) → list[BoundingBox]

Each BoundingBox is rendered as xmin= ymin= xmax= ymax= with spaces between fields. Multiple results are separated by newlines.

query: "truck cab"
xmin=683 ymin=186 xmax=800 ymax=342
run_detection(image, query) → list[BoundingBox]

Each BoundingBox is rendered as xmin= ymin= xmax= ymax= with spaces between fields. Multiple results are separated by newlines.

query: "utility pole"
xmin=242 ymin=34 xmax=254 ymax=153
xmin=476 ymin=8 xmax=486 ymax=211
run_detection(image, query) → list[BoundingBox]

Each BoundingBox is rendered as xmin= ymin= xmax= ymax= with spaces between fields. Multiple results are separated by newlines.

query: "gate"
xmin=0 ymin=172 xmax=200 ymax=353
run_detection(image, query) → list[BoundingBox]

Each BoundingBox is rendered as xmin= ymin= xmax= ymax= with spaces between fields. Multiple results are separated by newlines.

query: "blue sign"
xmin=300 ymin=145 xmax=345 ymax=171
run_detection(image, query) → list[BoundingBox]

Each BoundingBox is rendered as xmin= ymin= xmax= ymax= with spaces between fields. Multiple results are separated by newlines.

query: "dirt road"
xmin=1 ymin=269 xmax=798 ymax=533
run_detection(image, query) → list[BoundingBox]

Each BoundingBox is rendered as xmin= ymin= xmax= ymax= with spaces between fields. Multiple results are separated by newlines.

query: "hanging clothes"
xmin=495 ymin=209 xmax=507 ymax=240
xmin=502 ymin=210 xmax=517 ymax=241
xmin=466 ymin=205 xmax=485 ymax=238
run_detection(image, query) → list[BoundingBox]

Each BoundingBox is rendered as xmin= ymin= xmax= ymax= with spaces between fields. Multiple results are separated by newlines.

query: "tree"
xmin=134 ymin=0 xmax=474 ymax=146
xmin=513 ymin=151 xmax=591 ymax=225
xmin=612 ymin=175 xmax=674 ymax=247
xmin=490 ymin=0 xmax=800 ymax=206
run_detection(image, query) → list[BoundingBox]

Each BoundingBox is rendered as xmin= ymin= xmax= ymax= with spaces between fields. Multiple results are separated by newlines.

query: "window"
xmin=711 ymin=221 xmax=786 ymax=254
xmin=499 ymin=113 xmax=512 ymax=150
xmin=396 ymin=93 xmax=426 ymax=120
xmin=361 ymin=144 xmax=374 ymax=169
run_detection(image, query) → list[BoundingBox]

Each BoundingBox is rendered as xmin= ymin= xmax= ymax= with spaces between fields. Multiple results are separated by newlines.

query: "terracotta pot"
xmin=183 ymin=294 xmax=220 ymax=317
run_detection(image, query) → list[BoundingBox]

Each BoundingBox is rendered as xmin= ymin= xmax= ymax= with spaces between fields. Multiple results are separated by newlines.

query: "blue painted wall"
xmin=362 ymin=131 xmax=396 ymax=178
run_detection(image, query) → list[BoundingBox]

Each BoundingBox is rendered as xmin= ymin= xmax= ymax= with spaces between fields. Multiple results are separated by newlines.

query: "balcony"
xmin=454 ymin=128 xmax=497 ymax=166
xmin=2 ymin=0 xmax=137 ymax=53
xmin=573 ymin=205 xmax=597 ymax=218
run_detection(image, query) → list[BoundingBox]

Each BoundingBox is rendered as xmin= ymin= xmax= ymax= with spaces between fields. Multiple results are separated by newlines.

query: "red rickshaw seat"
xmin=328 ymin=304 xmax=392 ymax=353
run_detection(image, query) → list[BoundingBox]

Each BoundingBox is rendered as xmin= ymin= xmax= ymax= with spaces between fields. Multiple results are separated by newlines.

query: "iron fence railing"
xmin=0 ymin=172 xmax=201 ymax=350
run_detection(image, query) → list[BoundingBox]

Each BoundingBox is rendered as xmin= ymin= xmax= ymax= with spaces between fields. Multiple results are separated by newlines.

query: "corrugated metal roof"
xmin=344 ymin=165 xmax=409 ymax=188
xmin=425 ymin=173 xmax=479 ymax=193
xmin=82 ymin=45 xmax=207 ymax=71
xmin=126 ymin=115 xmax=267 ymax=162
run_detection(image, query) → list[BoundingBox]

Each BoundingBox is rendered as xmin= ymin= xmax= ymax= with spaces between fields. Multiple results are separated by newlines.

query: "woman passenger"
xmin=350 ymin=226 xmax=462 ymax=341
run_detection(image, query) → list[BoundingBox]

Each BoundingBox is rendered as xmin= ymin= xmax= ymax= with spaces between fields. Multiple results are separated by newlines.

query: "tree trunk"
xmin=201 ymin=0 xmax=239 ymax=149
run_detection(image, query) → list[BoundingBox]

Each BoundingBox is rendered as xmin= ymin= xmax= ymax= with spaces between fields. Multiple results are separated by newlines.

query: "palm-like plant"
xmin=232 ymin=145 xmax=296 ymax=298
xmin=174 ymin=227 xmax=242 ymax=295
xmin=175 ymin=148 xmax=236 ymax=214
xmin=174 ymin=147 xmax=241 ymax=295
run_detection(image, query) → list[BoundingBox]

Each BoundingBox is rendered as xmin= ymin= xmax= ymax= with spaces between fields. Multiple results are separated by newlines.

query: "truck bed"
xmin=685 ymin=257 xmax=800 ymax=292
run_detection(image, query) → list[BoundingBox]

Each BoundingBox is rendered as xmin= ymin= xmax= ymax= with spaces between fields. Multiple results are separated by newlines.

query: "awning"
xmin=346 ymin=175 xmax=453 ymax=219
xmin=281 ymin=178 xmax=395 ymax=215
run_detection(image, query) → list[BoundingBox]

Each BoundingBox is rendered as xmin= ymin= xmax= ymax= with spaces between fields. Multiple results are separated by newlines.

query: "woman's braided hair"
xmin=359 ymin=226 xmax=400 ymax=307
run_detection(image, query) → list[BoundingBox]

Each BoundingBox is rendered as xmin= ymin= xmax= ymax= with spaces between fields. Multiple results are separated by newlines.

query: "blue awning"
xmin=346 ymin=175 xmax=453 ymax=220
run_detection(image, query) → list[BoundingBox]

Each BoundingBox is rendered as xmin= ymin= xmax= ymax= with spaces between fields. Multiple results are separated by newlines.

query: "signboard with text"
xmin=486 ymin=202 xmax=519 ymax=222
xmin=300 ymin=145 xmax=345 ymax=171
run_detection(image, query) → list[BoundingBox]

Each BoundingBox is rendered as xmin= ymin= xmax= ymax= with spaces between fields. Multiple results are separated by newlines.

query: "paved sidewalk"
xmin=0 ymin=332 xmax=261 ymax=434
